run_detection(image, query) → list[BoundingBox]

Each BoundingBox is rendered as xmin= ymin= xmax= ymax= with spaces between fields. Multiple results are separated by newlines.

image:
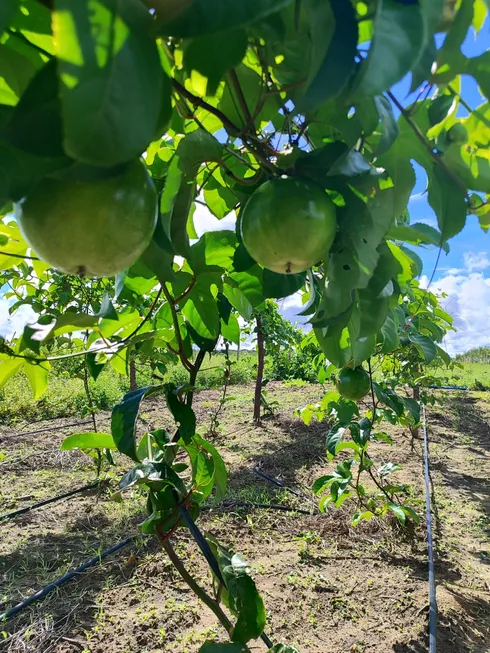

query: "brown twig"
xmin=161 ymin=283 xmax=194 ymax=373
xmin=0 ymin=250 xmax=39 ymax=260
xmin=172 ymin=79 xmax=241 ymax=136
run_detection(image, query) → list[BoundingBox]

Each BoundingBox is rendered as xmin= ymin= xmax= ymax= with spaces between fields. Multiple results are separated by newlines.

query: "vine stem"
xmin=161 ymin=283 xmax=194 ymax=373
xmin=0 ymin=250 xmax=39 ymax=260
xmin=122 ymin=286 xmax=163 ymax=343
xmin=160 ymin=538 xmax=237 ymax=637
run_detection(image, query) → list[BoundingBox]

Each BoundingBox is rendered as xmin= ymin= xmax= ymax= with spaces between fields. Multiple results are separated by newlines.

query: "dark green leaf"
xmin=186 ymin=321 xmax=219 ymax=352
xmin=356 ymin=0 xmax=425 ymax=96
xmin=263 ymin=269 xmax=305 ymax=299
xmin=373 ymin=95 xmax=398 ymax=155
xmin=0 ymin=1 xmax=19 ymax=36
xmin=158 ymin=0 xmax=292 ymax=37
xmin=294 ymin=141 xmax=348 ymax=183
xmin=299 ymin=0 xmax=358 ymax=110
xmin=233 ymin=243 xmax=255 ymax=272
xmin=184 ymin=29 xmax=248 ymax=95
xmin=164 ymin=383 xmax=196 ymax=443
xmin=112 ymin=386 xmax=163 ymax=461
xmin=427 ymin=164 xmax=468 ymax=240
xmin=61 ymin=432 xmax=117 ymax=451
xmin=428 ymin=93 xmax=454 ymax=127
xmin=408 ymin=332 xmax=437 ymax=362
xmin=0 ymin=39 xmax=39 ymax=106
xmin=4 ymin=59 xmax=64 ymax=157
xmin=199 ymin=643 xmax=248 ymax=652
xmin=53 ymin=0 xmax=163 ymax=165
xmin=373 ymin=383 xmax=404 ymax=416
xmin=326 ymin=424 xmax=345 ymax=457
xmin=410 ymin=37 xmax=437 ymax=92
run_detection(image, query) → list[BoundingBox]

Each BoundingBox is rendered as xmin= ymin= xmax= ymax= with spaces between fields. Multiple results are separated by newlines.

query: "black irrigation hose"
xmin=0 ymin=481 xmax=101 ymax=522
xmin=0 ymin=536 xmax=136 ymax=622
xmin=213 ymin=500 xmax=312 ymax=515
xmin=253 ymin=467 xmax=302 ymax=497
xmin=0 ymin=420 xmax=91 ymax=440
xmin=422 ymin=406 xmax=437 ymax=653
xmin=427 ymin=385 xmax=468 ymax=391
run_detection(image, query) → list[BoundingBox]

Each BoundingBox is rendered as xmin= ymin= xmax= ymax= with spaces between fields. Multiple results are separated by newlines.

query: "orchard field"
xmin=1 ymin=1 xmax=490 ymax=653
xmin=1 ymin=377 xmax=490 ymax=652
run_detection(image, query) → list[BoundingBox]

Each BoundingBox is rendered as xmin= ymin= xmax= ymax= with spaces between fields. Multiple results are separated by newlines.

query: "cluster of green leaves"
xmin=297 ymin=280 xmax=451 ymax=524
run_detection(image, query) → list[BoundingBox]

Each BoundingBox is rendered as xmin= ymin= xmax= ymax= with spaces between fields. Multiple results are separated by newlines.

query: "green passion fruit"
xmin=335 ymin=366 xmax=371 ymax=401
xmin=15 ymin=159 xmax=157 ymax=277
xmin=240 ymin=177 xmax=337 ymax=274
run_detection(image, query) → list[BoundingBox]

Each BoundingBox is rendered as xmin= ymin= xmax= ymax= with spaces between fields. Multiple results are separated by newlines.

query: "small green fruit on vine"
xmin=335 ymin=366 xmax=371 ymax=401
xmin=15 ymin=159 xmax=157 ymax=277
xmin=240 ymin=177 xmax=337 ymax=274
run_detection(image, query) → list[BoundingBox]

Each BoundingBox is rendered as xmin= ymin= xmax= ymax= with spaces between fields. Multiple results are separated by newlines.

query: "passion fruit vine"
xmin=240 ymin=177 xmax=337 ymax=274
xmin=15 ymin=159 xmax=157 ymax=278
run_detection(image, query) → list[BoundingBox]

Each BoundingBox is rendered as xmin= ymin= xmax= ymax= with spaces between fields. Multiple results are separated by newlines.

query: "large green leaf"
xmin=427 ymin=164 xmax=467 ymax=240
xmin=221 ymin=313 xmax=240 ymax=344
xmin=24 ymin=359 xmax=50 ymax=400
xmin=4 ymin=59 xmax=64 ymax=157
xmin=388 ymin=222 xmax=448 ymax=252
xmin=111 ymin=386 xmax=163 ymax=461
xmin=0 ymin=1 xmax=19 ymax=36
xmin=312 ymin=186 xmax=395 ymax=324
xmin=0 ymin=355 xmax=24 ymax=391
xmin=53 ymin=0 xmax=163 ymax=165
xmin=182 ymin=284 xmax=220 ymax=340
xmin=409 ymin=332 xmax=437 ymax=362
xmin=356 ymin=0 xmax=425 ymax=96
xmin=158 ymin=0 xmax=292 ymax=37
xmin=0 ymin=40 xmax=39 ymax=106
xmin=223 ymin=283 xmax=254 ymax=320
xmin=298 ymin=0 xmax=358 ymax=110
xmin=61 ymin=432 xmax=117 ymax=451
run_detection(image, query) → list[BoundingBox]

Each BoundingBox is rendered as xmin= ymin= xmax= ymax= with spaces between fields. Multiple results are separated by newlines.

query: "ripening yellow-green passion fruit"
xmin=240 ymin=177 xmax=337 ymax=274
xmin=335 ymin=367 xmax=371 ymax=401
xmin=15 ymin=159 xmax=157 ymax=277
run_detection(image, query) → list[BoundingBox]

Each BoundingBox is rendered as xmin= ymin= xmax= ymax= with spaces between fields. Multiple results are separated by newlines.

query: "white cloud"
xmin=193 ymin=202 xmax=236 ymax=237
xmin=462 ymin=251 xmax=490 ymax=272
xmin=0 ymin=299 xmax=36 ymax=340
xmin=421 ymin=249 xmax=490 ymax=355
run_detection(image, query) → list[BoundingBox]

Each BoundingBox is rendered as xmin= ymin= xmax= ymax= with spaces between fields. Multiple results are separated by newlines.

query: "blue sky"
xmin=1 ymin=21 xmax=489 ymax=355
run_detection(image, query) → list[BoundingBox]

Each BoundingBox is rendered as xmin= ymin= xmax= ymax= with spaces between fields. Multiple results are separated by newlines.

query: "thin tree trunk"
xmin=253 ymin=316 xmax=264 ymax=423
xmin=236 ymin=339 xmax=240 ymax=360
xmin=129 ymin=358 xmax=137 ymax=392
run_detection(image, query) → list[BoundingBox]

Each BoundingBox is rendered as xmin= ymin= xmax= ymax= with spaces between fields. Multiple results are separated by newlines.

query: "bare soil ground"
xmin=1 ymin=383 xmax=489 ymax=653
